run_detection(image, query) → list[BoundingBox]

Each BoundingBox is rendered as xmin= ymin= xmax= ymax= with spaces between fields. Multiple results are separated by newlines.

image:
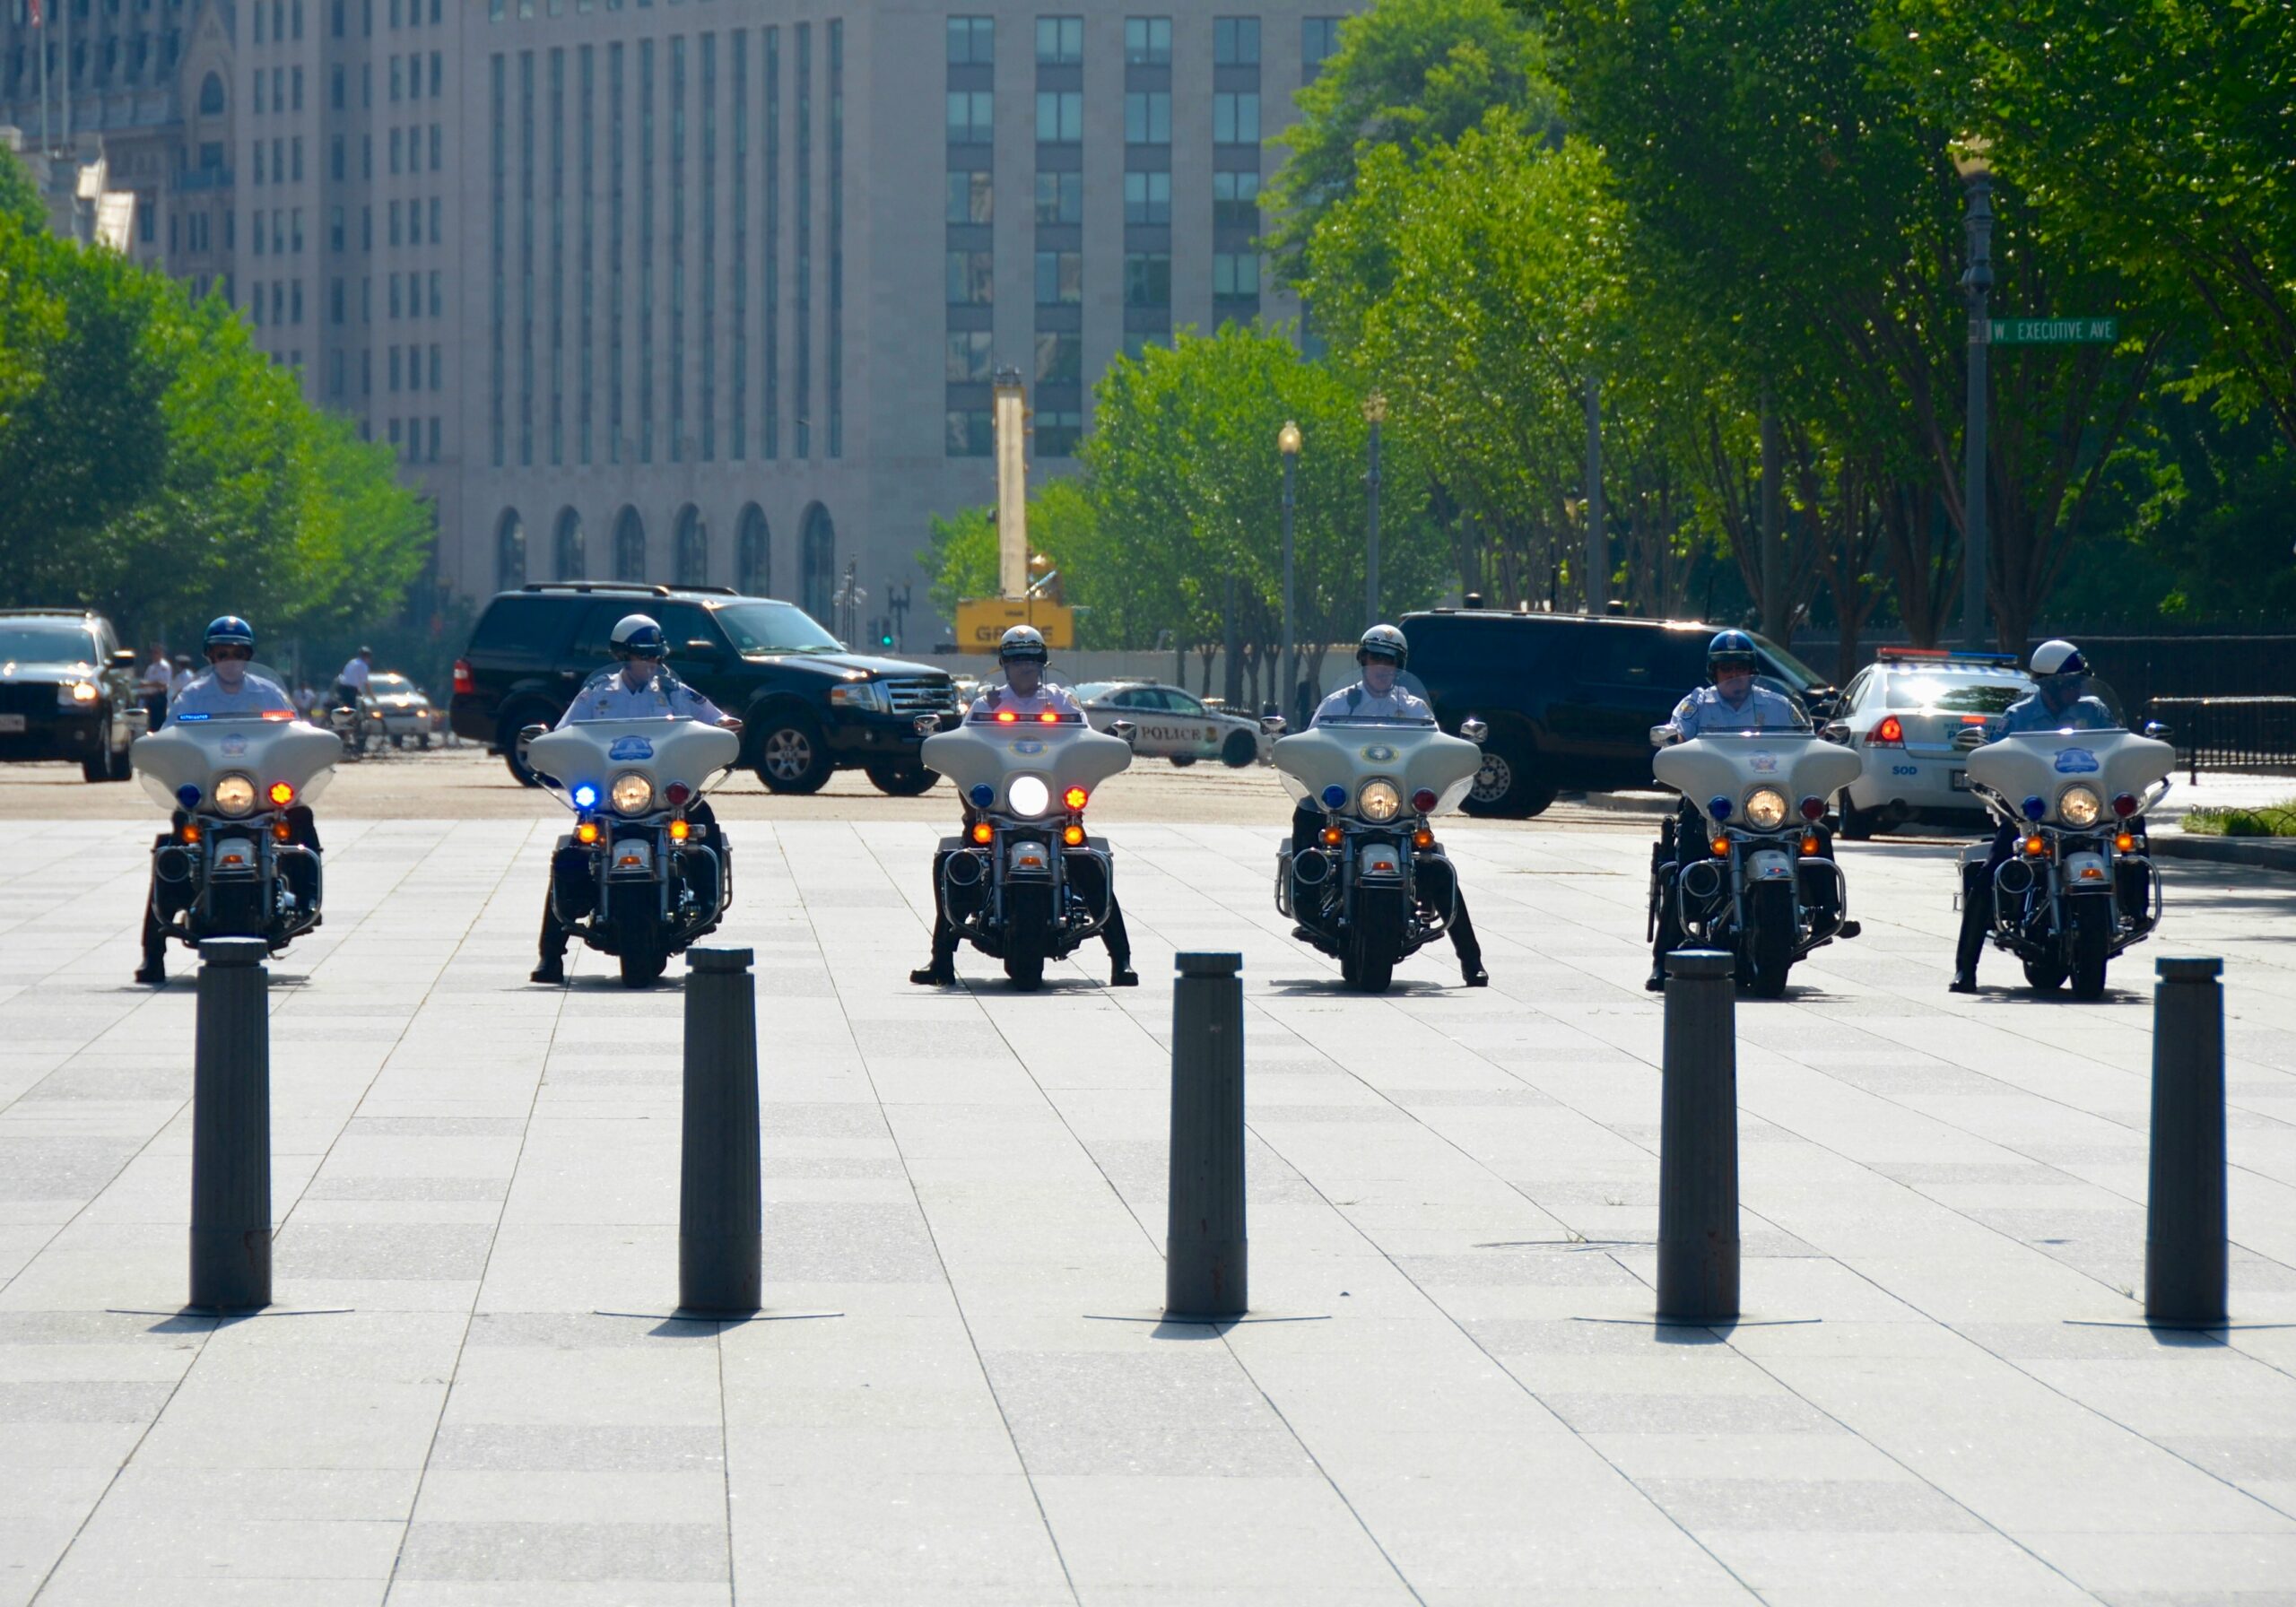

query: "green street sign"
xmin=1986 ymin=317 xmax=2119 ymax=345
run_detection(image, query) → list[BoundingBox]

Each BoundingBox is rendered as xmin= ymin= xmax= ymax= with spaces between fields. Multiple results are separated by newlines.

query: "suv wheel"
xmin=499 ymin=702 xmax=557 ymax=788
xmin=1461 ymin=738 xmax=1557 ymax=819
xmin=81 ymin=719 xmax=113 ymax=783
xmin=865 ymin=761 xmax=937 ymax=797
xmin=756 ymin=712 xmax=833 ymax=794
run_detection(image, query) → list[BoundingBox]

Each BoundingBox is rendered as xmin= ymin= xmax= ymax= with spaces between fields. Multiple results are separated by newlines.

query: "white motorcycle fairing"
xmin=921 ymin=719 xmax=1134 ymax=813
xmin=526 ymin=717 xmax=743 ymax=806
xmin=133 ymin=715 xmax=342 ymax=814
xmin=1652 ymin=732 xmax=1861 ymax=816
xmin=1962 ymin=728 xmax=2174 ymax=825
xmin=1272 ymin=721 xmax=1483 ymax=815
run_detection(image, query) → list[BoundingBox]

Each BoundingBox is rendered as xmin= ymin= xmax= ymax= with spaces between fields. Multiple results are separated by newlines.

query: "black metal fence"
xmin=2146 ymin=697 xmax=2296 ymax=780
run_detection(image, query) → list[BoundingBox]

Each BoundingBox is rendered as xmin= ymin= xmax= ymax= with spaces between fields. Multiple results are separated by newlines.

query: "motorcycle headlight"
xmin=609 ymin=770 xmax=654 ymax=815
xmin=1007 ymin=775 xmax=1050 ymax=818
xmin=1359 ymin=779 xmax=1402 ymax=822
xmin=2058 ymin=784 xmax=2102 ymax=828
xmin=1744 ymin=787 xmax=1788 ymax=830
xmin=212 ymin=773 xmax=257 ymax=817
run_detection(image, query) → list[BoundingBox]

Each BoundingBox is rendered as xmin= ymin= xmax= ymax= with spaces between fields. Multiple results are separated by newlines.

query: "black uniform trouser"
xmin=539 ymin=799 xmax=722 ymax=964
xmin=1648 ymin=804 xmax=1709 ymax=965
xmin=1954 ymin=822 xmax=2022 ymax=977
xmin=142 ymin=807 xmax=321 ymax=974
xmin=924 ymin=841 xmax=1131 ymax=969
xmin=1290 ymin=804 xmax=1483 ymax=969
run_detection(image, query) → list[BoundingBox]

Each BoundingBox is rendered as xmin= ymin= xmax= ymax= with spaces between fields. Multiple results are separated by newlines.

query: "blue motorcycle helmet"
xmin=1707 ymin=629 xmax=1759 ymax=681
xmin=204 ymin=615 xmax=256 ymax=658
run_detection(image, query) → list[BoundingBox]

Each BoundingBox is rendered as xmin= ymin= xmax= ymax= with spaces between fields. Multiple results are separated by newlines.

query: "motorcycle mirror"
xmin=683 ymin=638 xmax=721 ymax=659
xmin=1649 ymin=725 xmax=1675 ymax=748
xmin=518 ymin=723 xmax=549 ymax=745
xmin=1109 ymin=719 xmax=1139 ymax=745
xmin=1260 ymin=715 xmax=1288 ymax=736
xmin=2144 ymin=720 xmax=2172 ymax=741
xmin=1460 ymin=717 xmax=1489 ymax=745
xmin=912 ymin=714 xmax=939 ymax=736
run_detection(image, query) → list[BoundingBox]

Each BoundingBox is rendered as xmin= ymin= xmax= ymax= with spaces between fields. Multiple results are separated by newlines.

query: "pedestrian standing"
xmin=334 ymin=645 xmax=373 ymax=711
xmin=169 ymin=655 xmax=196 ymax=704
xmin=139 ymin=646 xmax=172 ymax=729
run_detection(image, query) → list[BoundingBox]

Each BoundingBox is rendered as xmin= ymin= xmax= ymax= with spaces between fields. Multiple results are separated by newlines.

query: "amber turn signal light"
xmin=272 ymin=820 xmax=293 ymax=841
xmin=1801 ymin=835 xmax=1821 ymax=855
xmin=1413 ymin=828 xmax=1434 ymax=850
xmin=1062 ymin=823 xmax=1086 ymax=847
xmin=576 ymin=821 xmax=602 ymax=845
xmin=267 ymin=781 xmax=295 ymax=807
xmin=669 ymin=819 xmax=691 ymax=841
xmin=1320 ymin=826 xmax=1344 ymax=847
xmin=1063 ymin=786 xmax=1088 ymax=811
xmin=180 ymin=822 xmax=202 ymax=844
xmin=971 ymin=821 xmax=995 ymax=845
xmin=2023 ymin=835 xmax=2047 ymax=856
xmin=1710 ymin=838 xmax=1729 ymax=857
xmin=2116 ymin=831 xmax=2135 ymax=854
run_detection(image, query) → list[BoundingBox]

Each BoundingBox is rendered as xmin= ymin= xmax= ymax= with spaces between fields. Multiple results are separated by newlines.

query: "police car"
xmin=1822 ymin=648 xmax=2035 ymax=837
xmin=1073 ymin=681 xmax=1269 ymax=767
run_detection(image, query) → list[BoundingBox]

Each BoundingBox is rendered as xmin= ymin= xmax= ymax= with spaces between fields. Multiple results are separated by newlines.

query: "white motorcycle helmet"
xmin=2030 ymin=638 xmax=2089 ymax=699
xmin=997 ymin=624 xmax=1049 ymax=667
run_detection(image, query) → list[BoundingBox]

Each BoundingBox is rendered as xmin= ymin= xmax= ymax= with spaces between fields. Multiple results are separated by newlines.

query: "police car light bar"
xmin=1874 ymin=647 xmax=2022 ymax=666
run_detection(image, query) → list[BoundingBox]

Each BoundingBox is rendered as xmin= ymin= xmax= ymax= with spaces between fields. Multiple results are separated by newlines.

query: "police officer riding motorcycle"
xmin=529 ymin=614 xmax=743 ymax=986
xmin=909 ymin=625 xmax=1137 ymax=989
xmin=1949 ymin=639 xmax=2168 ymax=997
xmin=132 ymin=616 xmax=331 ymax=985
xmin=1283 ymin=624 xmax=1488 ymax=987
xmin=1646 ymin=630 xmax=1856 ymax=994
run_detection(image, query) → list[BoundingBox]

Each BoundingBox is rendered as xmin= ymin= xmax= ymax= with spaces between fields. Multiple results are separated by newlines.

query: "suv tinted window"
xmin=1405 ymin=613 xmax=1559 ymax=679
xmin=0 ymin=621 xmax=98 ymax=661
xmin=470 ymin=595 xmax=587 ymax=656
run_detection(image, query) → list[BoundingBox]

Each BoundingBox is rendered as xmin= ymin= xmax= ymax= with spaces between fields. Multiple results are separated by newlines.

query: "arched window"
xmin=735 ymin=504 xmax=770 ymax=596
xmin=673 ymin=505 xmax=709 ymax=587
xmin=552 ymin=508 xmax=586 ymax=579
xmin=799 ymin=502 xmax=835 ymax=623
xmin=495 ymin=508 xmax=526 ymax=590
xmin=198 ymin=70 xmax=225 ymax=115
xmin=612 ymin=506 xmax=646 ymax=582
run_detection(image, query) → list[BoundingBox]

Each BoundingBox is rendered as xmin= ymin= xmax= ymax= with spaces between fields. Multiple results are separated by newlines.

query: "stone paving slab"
xmin=0 ymin=817 xmax=2292 ymax=1603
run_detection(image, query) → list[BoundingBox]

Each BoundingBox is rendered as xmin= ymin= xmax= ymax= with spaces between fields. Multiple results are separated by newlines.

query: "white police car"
xmin=1073 ymin=681 xmax=1269 ymax=767
xmin=1822 ymin=649 xmax=2034 ymax=837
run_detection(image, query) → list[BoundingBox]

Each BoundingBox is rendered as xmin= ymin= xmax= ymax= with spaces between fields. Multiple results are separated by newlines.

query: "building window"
xmin=1124 ymin=252 xmax=1170 ymax=307
xmin=1213 ymin=252 xmax=1259 ymax=298
xmin=553 ymin=508 xmax=586 ymax=579
xmin=1035 ymin=15 xmax=1081 ymax=65
xmin=1301 ymin=16 xmax=1340 ymax=76
xmin=1213 ymin=169 xmax=1259 ymax=229
xmin=613 ymin=506 xmax=646 ymax=581
xmin=1036 ymin=409 xmax=1083 ymax=458
xmin=1034 ymin=331 xmax=1080 ymax=386
xmin=1034 ymin=171 xmax=1082 ymax=224
xmin=1035 ymin=250 xmax=1081 ymax=306
xmin=1125 ymin=169 xmax=1170 ymax=224
xmin=946 ymin=90 xmax=993 ymax=143
xmin=945 ymin=409 xmax=992 ymax=457
xmin=1124 ymin=16 xmax=1170 ymax=66
xmin=495 ymin=508 xmax=526 ymax=588
xmin=735 ymin=505 xmax=770 ymax=595
xmin=946 ymin=329 xmax=992 ymax=382
xmin=1123 ymin=331 xmax=1165 ymax=361
xmin=1213 ymin=91 xmax=1259 ymax=146
xmin=1124 ymin=91 xmax=1170 ymax=145
xmin=674 ymin=505 xmax=709 ymax=586
xmin=1213 ymin=17 xmax=1260 ymax=65
xmin=945 ymin=15 xmax=993 ymax=65
xmin=946 ymin=249 xmax=992 ymax=305
xmin=1034 ymin=90 xmax=1080 ymax=143
xmin=948 ymin=170 xmax=993 ymax=223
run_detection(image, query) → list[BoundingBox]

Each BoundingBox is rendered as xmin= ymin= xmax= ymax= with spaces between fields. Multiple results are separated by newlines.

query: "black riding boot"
xmin=1950 ymin=864 xmax=1988 ymax=993
xmin=1101 ymin=897 xmax=1138 ymax=986
xmin=910 ymin=850 xmax=959 ymax=985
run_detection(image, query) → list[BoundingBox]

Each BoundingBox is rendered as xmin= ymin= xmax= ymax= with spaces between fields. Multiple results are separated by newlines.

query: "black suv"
xmin=1399 ymin=609 xmax=1834 ymax=817
xmin=0 ymin=608 xmax=146 ymax=783
xmin=450 ymin=583 xmax=960 ymax=794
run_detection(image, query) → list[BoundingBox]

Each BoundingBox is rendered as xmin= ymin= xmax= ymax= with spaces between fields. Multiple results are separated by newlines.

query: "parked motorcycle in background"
xmin=132 ymin=708 xmax=338 ymax=958
xmin=524 ymin=712 xmax=740 ymax=986
xmin=1273 ymin=712 xmax=1486 ymax=993
xmin=1962 ymin=724 xmax=2173 ymax=999
xmin=917 ymin=706 xmax=1135 ymax=991
xmin=1649 ymin=708 xmax=1864 ymax=997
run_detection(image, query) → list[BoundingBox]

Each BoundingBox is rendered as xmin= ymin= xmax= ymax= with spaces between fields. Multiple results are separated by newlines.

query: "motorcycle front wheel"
xmin=1344 ymin=886 xmax=1405 ymax=994
xmin=2022 ymin=956 xmax=2068 ymax=992
xmin=610 ymin=885 xmax=667 ymax=988
xmin=1744 ymin=882 xmax=1796 ymax=999
xmin=1002 ymin=882 xmax=1052 ymax=992
xmin=2069 ymin=898 xmax=2111 ymax=1001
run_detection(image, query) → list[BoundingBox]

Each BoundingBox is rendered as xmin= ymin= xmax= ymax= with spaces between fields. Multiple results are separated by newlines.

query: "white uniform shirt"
xmin=168 ymin=670 xmax=297 ymax=718
xmin=557 ymin=665 xmax=729 ymax=726
xmin=170 ymin=667 xmax=196 ymax=698
xmin=1311 ymin=682 xmax=1433 ymax=726
xmin=141 ymin=656 xmax=172 ymax=691
xmin=336 ymin=656 xmax=372 ymax=692
xmin=967 ymin=681 xmax=1085 ymax=722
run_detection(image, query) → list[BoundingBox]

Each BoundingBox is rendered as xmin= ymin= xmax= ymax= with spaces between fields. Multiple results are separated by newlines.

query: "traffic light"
xmin=878 ymin=620 xmax=895 ymax=648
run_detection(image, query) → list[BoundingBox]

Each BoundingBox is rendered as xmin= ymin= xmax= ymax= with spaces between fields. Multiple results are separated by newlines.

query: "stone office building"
xmin=0 ymin=0 xmax=1358 ymax=640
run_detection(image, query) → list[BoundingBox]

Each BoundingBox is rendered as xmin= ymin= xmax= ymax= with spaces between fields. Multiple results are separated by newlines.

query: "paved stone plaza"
xmin=4 ymin=814 xmax=2294 ymax=1603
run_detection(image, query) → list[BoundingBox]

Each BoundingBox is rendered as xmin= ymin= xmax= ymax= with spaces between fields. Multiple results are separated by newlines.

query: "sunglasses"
xmin=209 ymin=646 xmax=253 ymax=661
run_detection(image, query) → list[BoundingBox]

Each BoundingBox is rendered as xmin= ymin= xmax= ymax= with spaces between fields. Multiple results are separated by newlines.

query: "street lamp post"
xmin=1956 ymin=139 xmax=1996 ymax=650
xmin=1362 ymin=393 xmax=1386 ymax=630
xmin=1279 ymin=421 xmax=1301 ymax=720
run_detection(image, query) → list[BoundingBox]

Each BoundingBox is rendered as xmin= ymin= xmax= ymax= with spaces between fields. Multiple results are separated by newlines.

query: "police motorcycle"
xmin=914 ymin=702 xmax=1135 ymax=991
xmin=1272 ymin=711 xmax=1487 ymax=993
xmin=522 ymin=707 xmax=740 ymax=986
xmin=1961 ymin=725 xmax=2172 ymax=1000
xmin=1648 ymin=703 xmax=1863 ymax=998
xmin=132 ymin=703 xmax=338 ymax=959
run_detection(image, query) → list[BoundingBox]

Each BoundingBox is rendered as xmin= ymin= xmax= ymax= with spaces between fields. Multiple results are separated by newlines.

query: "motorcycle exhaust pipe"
xmin=1994 ymin=858 xmax=2036 ymax=897
xmin=1292 ymin=848 xmax=1332 ymax=888
xmin=943 ymin=850 xmax=986 ymax=888
xmin=1680 ymin=859 xmax=1725 ymax=902
xmin=154 ymin=844 xmax=193 ymax=884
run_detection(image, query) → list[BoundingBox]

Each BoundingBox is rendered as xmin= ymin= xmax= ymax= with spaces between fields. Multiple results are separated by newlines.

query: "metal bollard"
xmin=1166 ymin=952 xmax=1247 ymax=1319
xmin=680 ymin=948 xmax=762 ymax=1317
xmin=1657 ymin=950 xmax=1739 ymax=1323
xmin=189 ymin=938 xmax=273 ymax=1314
xmin=2147 ymin=956 xmax=2228 ymax=1326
